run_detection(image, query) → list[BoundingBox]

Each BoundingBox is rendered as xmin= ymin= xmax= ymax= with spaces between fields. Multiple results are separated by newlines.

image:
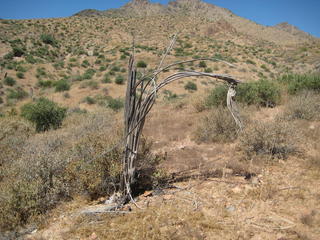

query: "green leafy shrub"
xmin=38 ymin=80 xmax=53 ymax=88
xmin=237 ymin=79 xmax=280 ymax=107
xmin=40 ymin=34 xmax=57 ymax=46
xmin=205 ymin=85 xmax=228 ymax=107
xmin=107 ymin=97 xmax=124 ymax=111
xmin=12 ymin=46 xmax=25 ymax=57
xmin=137 ymin=60 xmax=147 ymax=68
xmin=205 ymin=80 xmax=281 ymax=108
xmin=277 ymin=74 xmax=320 ymax=94
xmin=84 ymin=96 xmax=96 ymax=105
xmin=16 ymin=72 xmax=24 ymax=79
xmin=115 ymin=75 xmax=125 ymax=85
xmin=199 ymin=61 xmax=207 ymax=68
xmin=3 ymin=76 xmax=16 ymax=86
xmin=81 ymin=59 xmax=90 ymax=68
xmin=54 ymin=79 xmax=70 ymax=92
xmin=82 ymin=68 xmax=96 ymax=80
xmin=184 ymin=81 xmax=197 ymax=91
xmin=21 ymin=98 xmax=67 ymax=132
xmin=7 ymin=88 xmax=28 ymax=100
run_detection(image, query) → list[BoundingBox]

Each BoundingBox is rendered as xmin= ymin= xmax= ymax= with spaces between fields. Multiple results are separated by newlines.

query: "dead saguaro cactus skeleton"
xmin=121 ymin=36 xmax=242 ymax=202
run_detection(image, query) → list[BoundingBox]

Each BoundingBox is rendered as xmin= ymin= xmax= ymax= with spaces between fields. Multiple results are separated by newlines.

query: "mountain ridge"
xmin=73 ymin=0 xmax=318 ymax=44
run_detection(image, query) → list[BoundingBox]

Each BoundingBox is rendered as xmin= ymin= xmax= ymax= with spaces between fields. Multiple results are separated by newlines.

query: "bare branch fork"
xmin=120 ymin=35 xmax=243 ymax=203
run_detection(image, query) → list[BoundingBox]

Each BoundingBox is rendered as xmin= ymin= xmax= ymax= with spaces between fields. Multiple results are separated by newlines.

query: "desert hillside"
xmin=0 ymin=0 xmax=320 ymax=239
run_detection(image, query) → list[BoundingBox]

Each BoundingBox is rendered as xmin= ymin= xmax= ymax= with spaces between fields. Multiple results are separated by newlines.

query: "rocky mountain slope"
xmin=75 ymin=0 xmax=319 ymax=45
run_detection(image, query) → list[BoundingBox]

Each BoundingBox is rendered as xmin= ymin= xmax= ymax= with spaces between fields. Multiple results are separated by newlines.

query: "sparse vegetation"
xmin=195 ymin=107 xmax=238 ymax=143
xmin=184 ymin=81 xmax=197 ymax=91
xmin=3 ymin=76 xmax=16 ymax=86
xmin=239 ymin=120 xmax=298 ymax=160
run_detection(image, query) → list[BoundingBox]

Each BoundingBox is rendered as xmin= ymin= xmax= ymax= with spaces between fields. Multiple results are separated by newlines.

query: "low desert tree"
xmin=21 ymin=98 xmax=67 ymax=132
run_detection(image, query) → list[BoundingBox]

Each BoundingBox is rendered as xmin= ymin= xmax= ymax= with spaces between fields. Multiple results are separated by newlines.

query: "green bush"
xmin=108 ymin=97 xmax=124 ymax=111
xmin=21 ymin=98 xmax=67 ymax=132
xmin=137 ymin=60 xmax=147 ymax=68
xmin=7 ymin=88 xmax=28 ymax=100
xmin=82 ymin=68 xmax=96 ymax=80
xmin=205 ymin=80 xmax=281 ymax=108
xmin=241 ymin=79 xmax=280 ymax=107
xmin=54 ymin=79 xmax=70 ymax=92
xmin=16 ymin=72 xmax=24 ymax=79
xmin=40 ymin=34 xmax=57 ymax=46
xmin=12 ymin=46 xmax=25 ymax=57
xmin=205 ymin=85 xmax=228 ymax=107
xmin=4 ymin=76 xmax=16 ymax=86
xmin=38 ymin=80 xmax=53 ymax=88
xmin=199 ymin=61 xmax=207 ymax=68
xmin=277 ymin=74 xmax=320 ymax=94
xmin=184 ymin=81 xmax=197 ymax=91
xmin=115 ymin=75 xmax=125 ymax=85
xmin=0 ymin=96 xmax=3 ymax=104
xmin=84 ymin=96 xmax=96 ymax=105
xmin=102 ymin=74 xmax=112 ymax=83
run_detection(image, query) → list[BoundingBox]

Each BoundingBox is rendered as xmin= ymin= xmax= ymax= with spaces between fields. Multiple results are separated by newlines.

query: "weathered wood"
xmin=120 ymin=38 xmax=243 ymax=202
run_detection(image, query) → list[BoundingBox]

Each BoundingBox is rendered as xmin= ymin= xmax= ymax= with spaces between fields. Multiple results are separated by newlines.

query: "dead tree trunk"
xmin=120 ymin=37 xmax=243 ymax=201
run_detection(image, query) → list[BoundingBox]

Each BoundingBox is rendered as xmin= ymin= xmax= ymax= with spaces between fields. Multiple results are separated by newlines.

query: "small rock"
xmin=90 ymin=232 xmax=98 ymax=240
xmin=231 ymin=186 xmax=242 ymax=194
xmin=226 ymin=205 xmax=236 ymax=212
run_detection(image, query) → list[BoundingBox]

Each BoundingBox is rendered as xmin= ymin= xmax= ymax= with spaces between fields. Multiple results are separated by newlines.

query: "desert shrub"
xmin=184 ymin=81 xmax=197 ymax=91
xmin=54 ymin=79 xmax=70 ymax=92
xmin=38 ymin=80 xmax=53 ymax=88
xmin=277 ymin=74 xmax=320 ymax=94
xmin=0 ymin=97 xmax=3 ymax=104
xmin=204 ymin=67 xmax=213 ymax=73
xmin=40 ymin=34 xmax=57 ymax=46
xmin=21 ymin=98 xmax=67 ymax=132
xmin=195 ymin=107 xmax=238 ymax=143
xmin=102 ymin=74 xmax=112 ymax=83
xmin=82 ymin=68 xmax=96 ymax=80
xmin=205 ymin=80 xmax=281 ymax=108
xmin=6 ymin=88 xmax=28 ymax=100
xmin=84 ymin=96 xmax=96 ymax=105
xmin=12 ymin=46 xmax=25 ymax=57
xmin=107 ymin=97 xmax=124 ymax=111
xmin=137 ymin=60 xmax=147 ymax=68
xmin=239 ymin=120 xmax=298 ymax=160
xmin=237 ymin=79 xmax=280 ymax=107
xmin=111 ymin=66 xmax=120 ymax=72
xmin=16 ymin=72 xmax=24 ymax=79
xmin=115 ymin=75 xmax=125 ymax=85
xmin=3 ymin=76 xmax=16 ymax=86
xmin=205 ymin=84 xmax=228 ymax=107
xmin=163 ymin=90 xmax=178 ymax=101
xmin=282 ymin=91 xmax=320 ymax=121
xmin=81 ymin=59 xmax=90 ymax=68
xmin=199 ymin=61 xmax=207 ymax=68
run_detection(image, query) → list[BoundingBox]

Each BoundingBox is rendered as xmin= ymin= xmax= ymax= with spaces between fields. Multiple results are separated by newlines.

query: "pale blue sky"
xmin=0 ymin=0 xmax=319 ymax=37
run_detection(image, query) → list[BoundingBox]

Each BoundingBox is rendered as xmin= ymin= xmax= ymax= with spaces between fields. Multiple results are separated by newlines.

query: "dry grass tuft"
xmin=282 ymin=91 xmax=320 ymax=121
xmin=195 ymin=107 xmax=239 ymax=143
xmin=239 ymin=120 xmax=299 ymax=161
